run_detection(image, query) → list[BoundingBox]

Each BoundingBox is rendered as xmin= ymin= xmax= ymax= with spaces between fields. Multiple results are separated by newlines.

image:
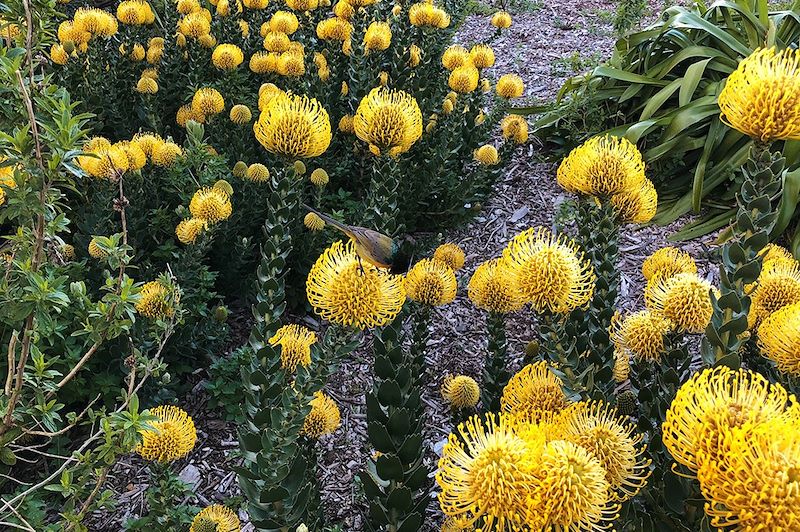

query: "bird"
xmin=301 ymin=204 xmax=414 ymax=274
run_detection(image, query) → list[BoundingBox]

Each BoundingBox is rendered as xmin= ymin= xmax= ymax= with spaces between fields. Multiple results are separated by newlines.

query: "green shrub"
xmin=205 ymin=345 xmax=253 ymax=421
xmin=528 ymin=0 xmax=800 ymax=244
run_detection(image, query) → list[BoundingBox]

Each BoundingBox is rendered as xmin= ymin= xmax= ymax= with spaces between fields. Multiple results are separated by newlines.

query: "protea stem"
xmin=364 ymin=155 xmax=401 ymax=236
xmin=481 ymin=311 xmax=510 ymax=412
xmin=703 ymin=142 xmax=783 ymax=366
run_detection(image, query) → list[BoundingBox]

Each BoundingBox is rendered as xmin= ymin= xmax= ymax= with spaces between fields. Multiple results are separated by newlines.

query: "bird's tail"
xmin=301 ymin=203 xmax=352 ymax=235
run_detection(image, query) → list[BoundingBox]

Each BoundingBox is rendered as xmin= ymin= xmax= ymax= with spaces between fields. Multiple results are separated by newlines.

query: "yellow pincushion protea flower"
xmin=268 ymin=324 xmax=317 ymax=372
xmin=662 ymin=366 xmax=798 ymax=477
xmin=286 ymin=0 xmax=319 ymax=11
xmin=442 ymin=45 xmax=469 ymax=70
xmin=191 ymin=87 xmax=225 ymax=117
xmin=257 ymin=83 xmax=284 ymax=111
xmin=132 ymin=132 xmax=163 ymax=158
xmin=78 ymin=143 xmax=130 ymax=179
xmin=408 ymin=44 xmax=421 ymax=67
xmin=528 ymin=439 xmax=620 ymax=530
xmin=175 ymin=217 xmax=206 ymax=244
xmin=467 ymin=259 xmax=525 ymax=314
xmin=501 ymin=362 xmax=568 ymax=421
xmin=74 ymin=8 xmax=118 ymax=37
xmin=151 ymin=142 xmax=183 ymax=167
xmin=469 ymin=45 xmax=495 ymax=69
xmin=719 ymin=47 xmax=800 ymax=142
xmin=190 ymin=504 xmax=241 ymax=532
xmin=245 ymin=163 xmax=269 ymax=182
xmin=277 ymin=51 xmax=305 ymax=77
xmin=440 ymin=517 xmax=471 ymax=532
xmin=558 ymin=401 xmax=651 ymax=501
xmin=557 ymin=135 xmax=646 ymax=197
xmin=117 ymin=0 xmax=155 ymax=25
xmin=135 ymin=76 xmax=158 ymax=94
xmin=88 ymin=237 xmax=107 ymax=258
xmin=306 ymin=241 xmax=405 ymax=329
xmin=302 ymin=391 xmax=340 ymax=438
xmin=437 ymin=413 xmax=536 ymax=531
xmin=758 ymin=302 xmax=800 ymax=377
xmin=263 ymin=31 xmax=290 ymax=52
xmin=60 ymin=244 xmax=76 ymax=261
xmin=641 ymin=246 xmax=697 ymax=281
xmin=338 ymin=114 xmax=355 ymax=134
xmin=759 ymin=243 xmax=795 ymax=269
xmin=179 ymin=12 xmax=211 ymax=38
xmin=137 ymin=405 xmax=197 ymax=462
xmin=496 ymin=74 xmax=524 ymax=99
xmin=254 ymin=93 xmax=332 ymax=158
xmin=474 ymin=145 xmax=498 ymax=165
xmin=310 ymin=168 xmax=329 ymax=187
xmin=696 ymin=417 xmax=800 ymax=531
xmin=270 ymin=10 xmax=299 ymax=33
xmin=229 ymin=104 xmax=252 ymax=125
xmin=408 ymin=2 xmax=450 ymax=28
xmin=612 ymin=350 xmax=630 ymax=383
xmin=491 ymin=10 xmax=512 ymax=29
xmin=316 ymin=17 xmax=352 ymax=41
xmin=441 ymin=375 xmax=480 ymax=410
xmin=404 ymin=258 xmax=457 ymax=306
xmin=212 ymin=43 xmax=244 ymax=70
xmin=433 ymin=243 xmax=465 ymax=271
xmin=749 ymin=259 xmax=800 ymax=326
xmin=115 ymin=141 xmax=146 ymax=171
xmin=611 ymin=179 xmax=658 ymax=224
xmin=354 ymin=87 xmax=422 ymax=157
xmin=304 ymin=212 xmax=325 ymax=231
xmin=609 ymin=310 xmax=672 ymax=362
xmin=500 ymin=114 xmax=528 ymax=144
xmin=50 ymin=43 xmax=69 ymax=65
xmin=242 ymin=0 xmax=268 ymax=8
xmin=363 ymin=21 xmax=391 ymax=53
xmin=189 ymin=187 xmax=232 ymax=223
xmin=501 ymin=227 xmax=595 ymax=314
xmin=449 ymin=65 xmax=479 ymax=94
xmin=177 ymin=104 xmax=196 ymax=125
xmin=645 ymin=272 xmax=714 ymax=333
xmin=136 ymin=280 xmax=176 ymax=319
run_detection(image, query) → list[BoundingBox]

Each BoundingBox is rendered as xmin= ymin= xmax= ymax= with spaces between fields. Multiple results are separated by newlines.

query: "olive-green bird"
xmin=302 ymin=204 xmax=414 ymax=274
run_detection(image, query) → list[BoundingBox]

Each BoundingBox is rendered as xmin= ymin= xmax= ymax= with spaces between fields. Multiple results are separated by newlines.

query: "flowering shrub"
xmin=52 ymin=0 xmax=525 ymax=239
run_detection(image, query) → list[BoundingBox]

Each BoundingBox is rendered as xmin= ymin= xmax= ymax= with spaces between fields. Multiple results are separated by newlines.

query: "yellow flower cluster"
xmin=0 ymin=158 xmax=17 ymax=207
xmin=175 ymin=183 xmax=233 ymax=244
xmin=437 ymin=393 xmax=649 ymax=530
xmin=645 ymin=272 xmax=715 ymax=333
xmin=363 ymin=21 xmax=391 ymax=53
xmin=610 ymin=310 xmax=672 ymax=363
xmin=759 ymin=301 xmax=800 ymax=376
xmin=663 ymin=366 xmax=800 ymax=529
xmin=212 ymin=43 xmax=244 ymax=70
xmin=136 ymin=405 xmax=197 ymax=462
xmin=268 ymin=324 xmax=318 ymax=372
xmin=641 ymin=246 xmax=697 ymax=282
xmin=500 ymin=114 xmax=528 ymax=144
xmin=78 ymin=134 xmax=174 ymax=179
